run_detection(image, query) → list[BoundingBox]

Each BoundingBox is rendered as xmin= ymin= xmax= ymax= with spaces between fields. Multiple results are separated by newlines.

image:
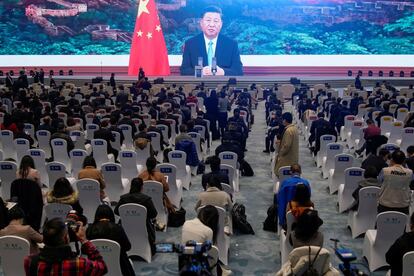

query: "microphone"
xmin=211 ymin=57 xmax=217 ymax=76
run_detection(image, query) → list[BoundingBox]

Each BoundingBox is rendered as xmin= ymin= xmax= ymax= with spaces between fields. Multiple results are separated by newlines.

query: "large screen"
xmin=1 ymin=0 xmax=414 ymax=56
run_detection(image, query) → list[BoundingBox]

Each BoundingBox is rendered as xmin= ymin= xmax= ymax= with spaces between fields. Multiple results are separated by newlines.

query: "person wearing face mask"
xmin=180 ymin=6 xmax=243 ymax=76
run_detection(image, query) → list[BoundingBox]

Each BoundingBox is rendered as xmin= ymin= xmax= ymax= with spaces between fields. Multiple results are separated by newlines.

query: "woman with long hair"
xmin=78 ymin=156 xmax=106 ymax=200
xmin=86 ymin=204 xmax=135 ymax=276
xmin=47 ymin=177 xmax=83 ymax=215
xmin=182 ymin=205 xmax=219 ymax=244
xmin=286 ymin=183 xmax=314 ymax=219
xmin=16 ymin=155 xmax=41 ymax=186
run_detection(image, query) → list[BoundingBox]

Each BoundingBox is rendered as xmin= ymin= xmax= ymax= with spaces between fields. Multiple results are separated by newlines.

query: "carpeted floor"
xmin=133 ymin=101 xmax=387 ymax=275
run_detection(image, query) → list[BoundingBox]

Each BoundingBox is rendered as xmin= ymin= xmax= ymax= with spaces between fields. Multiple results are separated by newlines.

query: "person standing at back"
xmin=274 ymin=112 xmax=299 ymax=177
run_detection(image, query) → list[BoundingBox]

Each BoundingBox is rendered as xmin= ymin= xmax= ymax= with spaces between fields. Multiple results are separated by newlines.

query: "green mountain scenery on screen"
xmin=1 ymin=0 xmax=414 ymax=55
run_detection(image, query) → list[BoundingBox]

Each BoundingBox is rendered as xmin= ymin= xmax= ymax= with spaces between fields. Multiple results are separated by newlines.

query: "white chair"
xmin=197 ymin=205 xmax=230 ymax=265
xmin=91 ymin=239 xmax=123 ymax=276
xmin=0 ymin=235 xmax=30 ymax=276
xmin=0 ymin=161 xmax=17 ymax=200
xmin=381 ymin=115 xmax=394 ymax=136
xmin=399 ymin=127 xmax=414 ymax=153
xmin=157 ymin=124 xmax=169 ymax=146
xmin=44 ymin=203 xmax=72 ymax=220
xmin=363 ymin=211 xmax=407 ymax=272
xmin=46 ymin=162 xmax=67 ymax=189
xmin=0 ymin=130 xmax=15 ymax=160
xmin=338 ymin=167 xmax=365 ymax=213
xmin=24 ymin=123 xmax=35 ymax=141
xmin=188 ymin=132 xmax=203 ymax=161
xmin=193 ymin=125 xmax=207 ymax=145
xmin=379 ymin=143 xmax=400 ymax=154
xmin=220 ymin=164 xmax=238 ymax=193
xmin=86 ymin=123 xmax=99 ymax=141
xmin=147 ymin=131 xmax=161 ymax=160
xmin=14 ymin=138 xmax=30 ymax=164
xmin=110 ymin=131 xmax=122 ymax=152
xmin=168 ymin=150 xmax=191 ymax=190
xmin=70 ymin=130 xmax=87 ymax=151
xmin=143 ymin=180 xmax=168 ymax=229
xmin=221 ymin=183 xmax=234 ymax=198
xmin=397 ymin=108 xmax=409 ymax=122
xmin=280 ymin=211 xmax=296 ymax=265
xmin=27 ymin=149 xmax=47 ymax=186
xmin=347 ymin=186 xmax=381 ymax=238
xmin=118 ymin=203 xmax=152 ymax=263
xmin=188 ymin=102 xmax=197 ymax=118
xmin=316 ymin=135 xmax=335 ymax=167
xmin=402 ymin=251 xmax=414 ymax=276
xmin=91 ymin=139 xmax=114 ymax=168
xmin=347 ymin=120 xmax=364 ymax=149
xmin=76 ymin=178 xmax=102 ymax=222
xmin=101 ymin=162 xmax=129 ymax=203
xmin=388 ymin=121 xmax=404 ymax=145
xmin=119 ymin=124 xmax=133 ymax=149
xmin=274 ymin=166 xmax=292 ymax=194
xmin=340 ymin=115 xmax=355 ymax=141
xmin=156 ymin=163 xmax=182 ymax=209
xmin=51 ymin=138 xmax=71 ymax=172
xmin=136 ymin=145 xmax=150 ymax=171
xmin=322 ymin=143 xmax=344 ymax=179
xmin=36 ymin=130 xmax=52 ymax=158
xmin=218 ymin=151 xmax=240 ymax=191
xmin=119 ymin=150 xmax=139 ymax=180
xmin=328 ymin=154 xmax=354 ymax=194
xmin=69 ymin=149 xmax=88 ymax=179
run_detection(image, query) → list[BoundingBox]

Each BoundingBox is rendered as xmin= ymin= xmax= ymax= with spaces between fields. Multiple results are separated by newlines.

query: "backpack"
xmin=263 ymin=204 xmax=278 ymax=232
xmin=231 ymin=203 xmax=255 ymax=235
xmin=290 ymin=246 xmax=323 ymax=276
xmin=240 ymin=159 xmax=254 ymax=176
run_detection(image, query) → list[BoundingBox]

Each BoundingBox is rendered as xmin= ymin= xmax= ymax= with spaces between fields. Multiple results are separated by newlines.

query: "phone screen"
xmin=155 ymin=243 xmax=174 ymax=253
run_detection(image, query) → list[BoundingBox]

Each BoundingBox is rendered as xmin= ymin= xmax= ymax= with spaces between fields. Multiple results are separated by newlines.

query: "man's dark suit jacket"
xmin=202 ymin=171 xmax=230 ymax=190
xmin=180 ymin=33 xmax=243 ymax=76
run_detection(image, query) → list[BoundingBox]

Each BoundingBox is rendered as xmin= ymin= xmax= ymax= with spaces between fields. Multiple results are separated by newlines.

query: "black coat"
xmin=201 ymin=171 xmax=230 ymax=190
xmin=386 ymin=232 xmax=414 ymax=276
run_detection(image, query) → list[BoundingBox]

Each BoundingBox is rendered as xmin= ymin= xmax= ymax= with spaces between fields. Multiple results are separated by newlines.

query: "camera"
xmin=155 ymin=240 xmax=215 ymax=275
xmin=331 ymin=239 xmax=368 ymax=276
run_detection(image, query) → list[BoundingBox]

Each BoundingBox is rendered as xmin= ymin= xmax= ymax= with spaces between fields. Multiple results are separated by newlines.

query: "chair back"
xmin=45 ymin=203 xmax=72 ymax=220
xmin=0 ymin=161 xmax=17 ymax=200
xmin=156 ymin=124 xmax=169 ymax=145
xmin=147 ymin=131 xmax=161 ymax=153
xmin=388 ymin=121 xmax=404 ymax=144
xmin=143 ymin=181 xmax=167 ymax=226
xmin=397 ymin=108 xmax=409 ymax=122
xmin=403 ymin=251 xmax=414 ymax=276
xmin=91 ymin=139 xmax=110 ymax=168
xmin=118 ymin=203 xmax=151 ymax=262
xmin=14 ymin=138 xmax=30 ymax=164
xmin=46 ymin=161 xmax=66 ymax=189
xmin=91 ymin=239 xmax=123 ymax=276
xmin=24 ymin=123 xmax=35 ymax=140
xmin=70 ymin=130 xmax=86 ymax=150
xmin=136 ymin=144 xmax=150 ymax=167
xmin=119 ymin=150 xmax=138 ymax=179
xmin=381 ymin=116 xmax=394 ymax=135
xmin=27 ymin=149 xmax=47 ymax=185
xmin=0 ymin=236 xmax=30 ymax=276
xmin=218 ymin=151 xmax=238 ymax=170
xmin=76 ymin=179 xmax=101 ymax=222
xmin=101 ymin=162 xmax=126 ymax=201
xmin=0 ymin=130 xmax=15 ymax=159
xmin=400 ymin=128 xmax=414 ymax=153
xmin=168 ymin=150 xmax=187 ymax=176
xmin=51 ymin=138 xmax=71 ymax=170
xmin=376 ymin=211 xmax=408 ymax=249
xmin=188 ymin=132 xmax=202 ymax=160
xmin=36 ymin=130 xmax=52 ymax=158
xmin=357 ymin=187 xmax=380 ymax=218
xmin=110 ymin=131 xmax=121 ymax=152
xmin=220 ymin=164 xmax=235 ymax=189
xmin=86 ymin=123 xmax=98 ymax=141
xmin=344 ymin=167 xmax=365 ymax=193
xmin=69 ymin=149 xmax=88 ymax=178
xmin=119 ymin=124 xmax=133 ymax=149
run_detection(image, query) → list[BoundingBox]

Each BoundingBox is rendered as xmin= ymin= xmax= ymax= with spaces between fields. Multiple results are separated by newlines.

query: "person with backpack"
xmin=289 ymin=209 xmax=323 ymax=249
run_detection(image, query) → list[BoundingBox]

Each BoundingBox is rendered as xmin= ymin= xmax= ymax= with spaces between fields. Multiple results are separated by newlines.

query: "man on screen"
xmin=180 ymin=6 xmax=243 ymax=76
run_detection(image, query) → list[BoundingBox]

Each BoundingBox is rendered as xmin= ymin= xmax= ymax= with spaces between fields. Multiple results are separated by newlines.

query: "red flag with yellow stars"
xmin=128 ymin=0 xmax=170 ymax=76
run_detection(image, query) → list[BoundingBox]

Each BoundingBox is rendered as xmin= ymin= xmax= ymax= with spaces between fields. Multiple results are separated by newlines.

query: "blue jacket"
xmin=175 ymin=140 xmax=199 ymax=167
xmin=276 ymin=175 xmax=311 ymax=226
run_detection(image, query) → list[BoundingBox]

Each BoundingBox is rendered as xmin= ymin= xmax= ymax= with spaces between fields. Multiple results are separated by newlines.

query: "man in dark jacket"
xmin=114 ymin=178 xmax=157 ymax=253
xmin=93 ymin=121 xmax=117 ymax=160
xmin=202 ymin=156 xmax=229 ymax=190
xmin=50 ymin=123 xmax=75 ymax=158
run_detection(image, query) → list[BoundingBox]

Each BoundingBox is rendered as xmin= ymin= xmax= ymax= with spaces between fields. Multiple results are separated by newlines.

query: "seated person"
xmin=361 ymin=148 xmax=389 ymax=173
xmin=289 ymin=209 xmax=324 ymax=249
xmin=175 ymin=124 xmax=192 ymax=145
xmin=386 ymin=212 xmax=414 ymax=276
xmin=114 ymin=178 xmax=158 ymax=254
xmin=0 ymin=206 xmax=43 ymax=254
xmin=351 ymin=166 xmax=380 ymax=211
xmin=286 ymin=183 xmax=314 ymax=220
xmin=86 ymin=205 xmax=135 ymax=276
xmin=16 ymin=155 xmax=41 ymax=186
xmin=182 ymin=205 xmax=218 ymax=244
xmin=0 ymin=197 xmax=7 ymax=230
xmin=202 ymin=156 xmax=230 ymax=190
xmin=277 ymin=164 xmax=311 ymax=227
xmin=47 ymin=177 xmax=83 ymax=215
xmin=14 ymin=122 xmax=34 ymax=147
xmin=195 ymin=176 xmax=232 ymax=226
xmin=78 ymin=156 xmax=107 ymax=201
xmin=50 ymin=122 xmax=75 ymax=158
xmin=24 ymin=218 xmax=107 ymax=275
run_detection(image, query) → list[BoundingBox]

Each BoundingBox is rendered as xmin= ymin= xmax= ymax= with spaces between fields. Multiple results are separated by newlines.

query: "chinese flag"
xmin=128 ymin=0 xmax=170 ymax=76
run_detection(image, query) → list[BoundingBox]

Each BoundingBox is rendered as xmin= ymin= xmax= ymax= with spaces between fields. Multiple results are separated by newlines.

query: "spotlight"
xmin=389 ymin=71 xmax=394 ymax=77
xmin=347 ymin=70 xmax=352 ymax=76
xmin=358 ymin=70 xmax=363 ymax=76
xmin=379 ymin=71 xmax=383 ymax=77
xmin=59 ymin=70 xmax=64 ymax=76
xmin=368 ymin=70 xmax=373 ymax=77
xmin=68 ymin=70 xmax=73 ymax=76
xmin=400 ymin=71 xmax=405 ymax=77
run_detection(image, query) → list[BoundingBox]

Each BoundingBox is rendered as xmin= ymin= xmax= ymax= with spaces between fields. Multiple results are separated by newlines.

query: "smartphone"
xmin=155 ymin=243 xmax=175 ymax=253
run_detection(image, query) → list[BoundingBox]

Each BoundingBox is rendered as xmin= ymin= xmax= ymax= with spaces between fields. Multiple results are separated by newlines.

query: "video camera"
xmin=156 ymin=240 xmax=215 ymax=276
xmin=331 ymin=239 xmax=368 ymax=276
